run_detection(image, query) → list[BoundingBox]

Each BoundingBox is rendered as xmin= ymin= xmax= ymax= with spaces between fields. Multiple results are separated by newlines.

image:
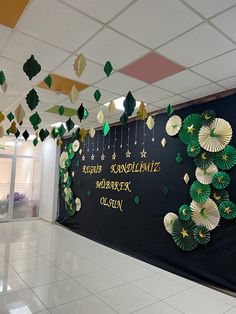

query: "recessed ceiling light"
xmin=103 ymin=96 xmax=143 ymax=111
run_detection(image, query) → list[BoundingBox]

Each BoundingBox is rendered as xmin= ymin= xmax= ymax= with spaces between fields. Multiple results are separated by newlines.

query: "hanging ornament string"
xmin=126 ymin=123 xmax=131 ymax=158
xmin=134 ymin=120 xmax=138 ymax=145
xmin=96 ymin=131 xmax=100 ymax=152
xmin=92 ymin=135 xmax=95 ymax=154
xmin=120 ymin=125 xmax=123 ymax=148
xmin=87 ymin=133 xmax=90 ymax=153
xmin=107 ymin=129 xmax=111 ymax=149
xmin=141 ymin=119 xmax=147 ymax=158
xmin=101 ymin=133 xmax=105 ymax=160
xmin=82 ymin=138 xmax=86 ymax=161
xmin=112 ymin=127 xmax=117 ymax=160
xmin=152 ymin=115 xmax=155 ymax=142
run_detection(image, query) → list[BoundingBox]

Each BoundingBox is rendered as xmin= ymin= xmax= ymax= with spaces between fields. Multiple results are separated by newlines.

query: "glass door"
xmin=0 ymin=157 xmax=13 ymax=221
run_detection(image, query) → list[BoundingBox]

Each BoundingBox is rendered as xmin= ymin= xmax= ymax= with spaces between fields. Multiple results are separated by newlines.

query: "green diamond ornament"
xmin=123 ymin=91 xmax=135 ymax=116
xmin=29 ymin=112 xmax=41 ymax=128
xmin=58 ymin=124 xmax=66 ymax=138
xmin=190 ymin=180 xmax=211 ymax=203
xmin=219 ymin=200 xmax=236 ymax=219
xmin=66 ymin=118 xmax=75 ymax=132
xmin=166 ymin=104 xmax=174 ymax=117
xmin=44 ymin=74 xmax=52 ymax=88
xmin=14 ymin=130 xmax=20 ymax=138
xmin=87 ymin=190 xmax=92 ymax=197
xmin=22 ymin=130 xmax=29 ymax=141
xmin=58 ymin=105 xmax=65 ymax=116
xmin=23 ymin=55 xmax=41 ymax=80
xmin=120 ymin=112 xmax=128 ymax=125
xmin=33 ymin=137 xmax=38 ymax=147
xmin=163 ymin=186 xmax=169 ymax=197
xmin=104 ymin=61 xmax=113 ymax=77
xmin=194 ymin=226 xmax=210 ymax=245
xmin=0 ymin=71 xmax=6 ymax=85
xmin=39 ymin=128 xmax=49 ymax=142
xmin=7 ymin=112 xmax=14 ymax=122
xmin=83 ymin=108 xmax=89 ymax=119
xmin=51 ymin=127 xmax=59 ymax=139
xmin=134 ymin=195 xmax=140 ymax=205
xmin=102 ymin=121 xmax=110 ymax=136
xmin=26 ymin=89 xmax=39 ymax=111
xmin=94 ymin=89 xmax=101 ymax=102
xmin=76 ymin=159 xmax=80 ymax=167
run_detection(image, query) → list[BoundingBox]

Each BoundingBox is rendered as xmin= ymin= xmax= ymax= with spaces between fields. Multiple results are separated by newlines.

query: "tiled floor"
xmin=0 ymin=220 xmax=235 ymax=314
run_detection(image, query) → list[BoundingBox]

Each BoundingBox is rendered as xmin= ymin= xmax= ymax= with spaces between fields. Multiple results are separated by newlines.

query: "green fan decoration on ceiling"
xmin=179 ymin=205 xmax=191 ymax=221
xmin=215 ymin=145 xmax=236 ymax=170
xmin=194 ymin=226 xmax=210 ymax=245
xmin=187 ymin=140 xmax=201 ymax=158
xmin=190 ymin=180 xmax=211 ymax=203
xmin=211 ymin=188 xmax=229 ymax=205
xmin=194 ymin=150 xmax=214 ymax=169
xmin=219 ymin=200 xmax=236 ymax=219
xmin=172 ymin=219 xmax=198 ymax=251
xmin=212 ymin=172 xmax=230 ymax=189
xmin=201 ymin=110 xmax=216 ymax=126
xmin=179 ymin=113 xmax=202 ymax=145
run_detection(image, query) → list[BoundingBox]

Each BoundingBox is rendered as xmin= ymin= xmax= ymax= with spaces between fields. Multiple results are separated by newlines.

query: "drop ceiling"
xmin=0 ymin=0 xmax=236 ymax=131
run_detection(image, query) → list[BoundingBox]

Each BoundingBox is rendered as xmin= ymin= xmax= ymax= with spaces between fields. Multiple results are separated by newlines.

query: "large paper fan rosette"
xmin=211 ymin=188 xmax=229 ymax=205
xmin=166 ymin=115 xmax=182 ymax=136
xmin=179 ymin=114 xmax=202 ymax=144
xmin=212 ymin=172 xmax=230 ymax=189
xmin=219 ymin=201 xmax=236 ymax=219
xmin=187 ymin=140 xmax=201 ymax=158
xmin=194 ymin=226 xmax=211 ymax=245
xmin=195 ymin=163 xmax=218 ymax=185
xmin=164 ymin=212 xmax=178 ymax=234
xmin=191 ymin=199 xmax=220 ymax=230
xmin=190 ymin=180 xmax=211 ymax=203
xmin=172 ymin=219 xmax=198 ymax=251
xmin=179 ymin=205 xmax=191 ymax=221
xmin=194 ymin=150 xmax=214 ymax=168
xmin=215 ymin=145 xmax=236 ymax=170
xmin=198 ymin=118 xmax=232 ymax=153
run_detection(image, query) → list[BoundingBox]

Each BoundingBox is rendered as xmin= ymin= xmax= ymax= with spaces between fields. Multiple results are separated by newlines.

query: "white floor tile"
xmin=165 ymin=288 xmax=231 ymax=314
xmin=4 ymin=247 xmax=38 ymax=262
xmin=32 ymin=278 xmax=90 ymax=308
xmin=97 ymin=283 xmax=157 ymax=313
xmin=75 ymin=269 xmax=125 ymax=293
xmin=0 ymin=273 xmax=28 ymax=296
xmin=160 ymin=270 xmax=197 ymax=288
xmin=0 ymin=289 xmax=46 ymax=313
xmin=132 ymin=301 xmax=183 ymax=313
xmin=9 ymin=256 xmax=52 ymax=273
xmin=51 ymin=295 xmax=118 ymax=314
xmin=133 ymin=273 xmax=187 ymax=299
xmin=224 ymin=308 xmax=236 ymax=314
xmin=108 ymin=261 xmax=154 ymax=282
xmin=18 ymin=266 xmax=69 ymax=288
xmin=90 ymin=251 xmax=130 ymax=268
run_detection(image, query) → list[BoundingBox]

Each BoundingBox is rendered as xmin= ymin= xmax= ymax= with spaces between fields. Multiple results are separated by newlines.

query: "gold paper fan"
xmin=198 ymin=118 xmax=232 ymax=153
xmin=190 ymin=199 xmax=220 ymax=230
xmin=195 ymin=163 xmax=218 ymax=185
xmin=166 ymin=115 xmax=182 ymax=136
xmin=164 ymin=212 xmax=178 ymax=234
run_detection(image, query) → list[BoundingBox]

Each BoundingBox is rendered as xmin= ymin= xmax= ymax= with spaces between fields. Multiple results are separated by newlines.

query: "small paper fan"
xmin=72 ymin=140 xmax=80 ymax=152
xmin=179 ymin=205 xmax=191 ymax=221
xmin=194 ymin=226 xmax=211 ymax=244
xmin=212 ymin=172 xmax=230 ymax=189
xmin=187 ymin=140 xmax=201 ymax=158
xmin=201 ymin=110 xmax=216 ymax=126
xmin=67 ymin=143 xmax=75 ymax=159
xmin=198 ymin=118 xmax=232 ymax=153
xmin=194 ymin=150 xmax=214 ymax=168
xmin=172 ymin=219 xmax=198 ymax=251
xmin=215 ymin=145 xmax=236 ymax=170
xmin=195 ymin=163 xmax=218 ymax=185
xmin=219 ymin=201 xmax=236 ymax=219
xmin=166 ymin=115 xmax=182 ymax=136
xmin=211 ymin=189 xmax=229 ymax=205
xmin=164 ymin=212 xmax=178 ymax=234
xmin=179 ymin=114 xmax=202 ymax=145
xmin=190 ymin=199 xmax=220 ymax=230
xmin=190 ymin=180 xmax=211 ymax=203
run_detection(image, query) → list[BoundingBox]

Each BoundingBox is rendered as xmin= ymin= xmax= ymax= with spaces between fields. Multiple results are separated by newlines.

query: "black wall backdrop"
xmin=58 ymin=93 xmax=236 ymax=292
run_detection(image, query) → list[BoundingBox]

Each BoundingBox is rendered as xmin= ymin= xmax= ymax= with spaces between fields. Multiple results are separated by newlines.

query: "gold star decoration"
xmin=140 ymin=149 xmax=147 ymax=158
xmin=187 ymin=124 xmax=195 ymax=134
xmin=91 ymin=154 xmax=95 ymax=160
xmin=112 ymin=153 xmax=116 ymax=160
xmin=224 ymin=207 xmax=232 ymax=214
xmin=126 ymin=150 xmax=131 ymax=158
xmin=82 ymin=155 xmax=85 ymax=161
xmin=180 ymin=228 xmax=189 ymax=238
xmin=101 ymin=153 xmax=105 ymax=160
xmin=222 ymin=154 xmax=229 ymax=161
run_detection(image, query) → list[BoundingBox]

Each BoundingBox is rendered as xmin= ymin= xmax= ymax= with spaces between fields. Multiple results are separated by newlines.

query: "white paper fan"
xmin=166 ymin=115 xmax=182 ymax=136
xmin=195 ymin=163 xmax=218 ymax=185
xmin=164 ymin=212 xmax=178 ymax=234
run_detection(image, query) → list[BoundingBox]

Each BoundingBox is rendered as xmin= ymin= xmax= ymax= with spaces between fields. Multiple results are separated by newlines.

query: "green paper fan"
xmin=201 ymin=110 xmax=216 ymax=126
xmin=64 ymin=158 xmax=71 ymax=169
xmin=187 ymin=140 xmax=201 ymax=158
xmin=211 ymin=188 xmax=229 ymax=205
xmin=172 ymin=219 xmax=198 ymax=251
xmin=65 ymin=176 xmax=72 ymax=188
xmin=219 ymin=200 xmax=236 ymax=219
xmin=179 ymin=114 xmax=202 ymax=145
xmin=212 ymin=172 xmax=230 ymax=189
xmin=215 ymin=145 xmax=236 ymax=170
xmin=194 ymin=150 xmax=214 ymax=168
xmin=194 ymin=226 xmax=210 ymax=244
xmin=67 ymin=200 xmax=76 ymax=216
xmin=179 ymin=205 xmax=191 ymax=220
xmin=67 ymin=143 xmax=75 ymax=159
xmin=190 ymin=180 xmax=211 ymax=203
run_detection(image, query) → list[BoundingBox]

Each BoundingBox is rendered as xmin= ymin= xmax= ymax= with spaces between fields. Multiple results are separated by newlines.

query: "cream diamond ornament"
xmin=161 ymin=138 xmax=167 ymax=147
xmin=183 ymin=173 xmax=190 ymax=184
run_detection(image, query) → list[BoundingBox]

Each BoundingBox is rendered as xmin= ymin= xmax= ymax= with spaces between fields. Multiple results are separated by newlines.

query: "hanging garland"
xmin=164 ymin=109 xmax=236 ymax=251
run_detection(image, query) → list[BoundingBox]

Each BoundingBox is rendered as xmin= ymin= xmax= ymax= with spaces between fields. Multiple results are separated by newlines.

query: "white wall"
xmin=39 ymin=138 xmax=59 ymax=222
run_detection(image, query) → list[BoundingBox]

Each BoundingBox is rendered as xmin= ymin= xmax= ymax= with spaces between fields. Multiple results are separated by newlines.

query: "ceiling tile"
xmin=110 ymin=0 xmax=202 ymax=48
xmin=55 ymin=55 xmax=105 ymax=85
xmin=184 ymin=0 xmax=236 ymax=18
xmin=35 ymin=88 xmax=67 ymax=104
xmin=154 ymin=70 xmax=211 ymax=93
xmin=58 ymin=97 xmax=99 ymax=111
xmin=16 ymin=0 xmax=102 ymax=51
xmin=0 ymin=94 xmax=19 ymax=111
xmin=211 ymin=6 xmax=236 ymax=42
xmin=157 ymin=23 xmax=235 ymax=67
xmin=2 ymin=31 xmax=70 ymax=71
xmin=192 ymin=50 xmax=236 ymax=81
xmin=80 ymin=28 xmax=149 ymax=69
xmin=217 ymin=76 xmax=236 ymax=89
xmin=95 ymin=72 xmax=146 ymax=94
xmin=119 ymin=52 xmax=185 ymax=84
xmin=0 ymin=25 xmax=12 ymax=51
xmin=79 ymin=86 xmax=120 ymax=104
xmin=133 ymin=85 xmax=173 ymax=103
xmin=62 ymin=0 xmax=133 ymax=23
xmin=181 ymin=83 xmax=225 ymax=100
xmin=0 ymin=81 xmax=31 ymax=97
xmin=151 ymin=95 xmax=188 ymax=109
